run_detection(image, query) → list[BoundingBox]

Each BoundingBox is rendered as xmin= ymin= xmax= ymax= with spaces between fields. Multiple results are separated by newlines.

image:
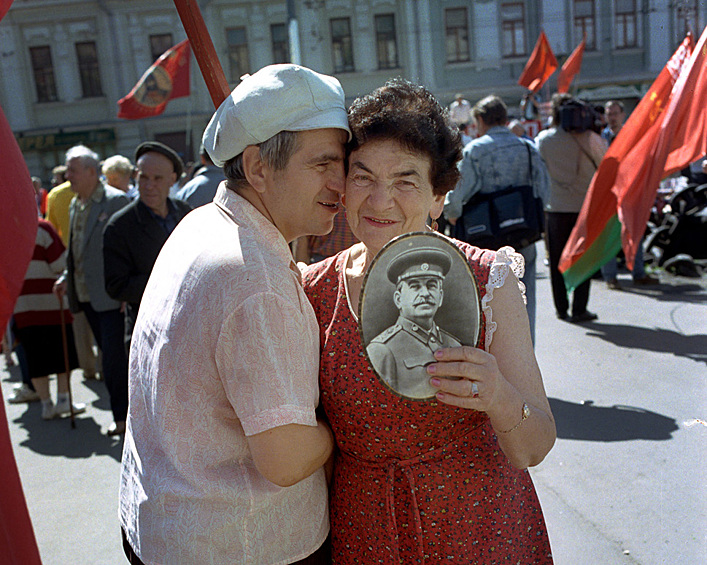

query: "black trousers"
xmin=545 ymin=211 xmax=591 ymax=317
xmin=80 ymin=303 xmax=129 ymax=422
xmin=122 ymin=528 xmax=332 ymax=564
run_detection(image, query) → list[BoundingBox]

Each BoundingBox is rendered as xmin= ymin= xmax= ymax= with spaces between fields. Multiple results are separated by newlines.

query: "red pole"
xmin=172 ymin=0 xmax=231 ymax=108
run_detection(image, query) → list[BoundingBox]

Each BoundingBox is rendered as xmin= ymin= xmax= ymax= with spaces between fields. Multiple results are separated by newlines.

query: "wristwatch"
xmin=499 ymin=402 xmax=530 ymax=434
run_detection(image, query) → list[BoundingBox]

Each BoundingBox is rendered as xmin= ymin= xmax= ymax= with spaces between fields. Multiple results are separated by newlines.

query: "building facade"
xmin=1 ymin=0 xmax=703 ymax=180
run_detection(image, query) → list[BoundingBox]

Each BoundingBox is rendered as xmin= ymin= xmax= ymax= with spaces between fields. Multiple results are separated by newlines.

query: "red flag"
xmin=118 ymin=39 xmax=191 ymax=119
xmin=559 ymin=33 xmax=694 ymax=288
xmin=616 ymin=27 xmax=707 ymax=268
xmin=0 ymin=0 xmax=12 ymax=20
xmin=557 ymin=35 xmax=586 ymax=94
xmin=0 ymin=5 xmax=44 ymax=563
xmin=518 ymin=31 xmax=558 ymax=92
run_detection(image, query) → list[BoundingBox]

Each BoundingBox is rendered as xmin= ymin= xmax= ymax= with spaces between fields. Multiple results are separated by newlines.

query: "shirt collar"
xmin=90 ymin=182 xmax=105 ymax=203
xmin=213 ymin=183 xmax=294 ymax=268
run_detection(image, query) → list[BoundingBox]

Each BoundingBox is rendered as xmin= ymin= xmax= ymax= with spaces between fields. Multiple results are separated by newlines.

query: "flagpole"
xmin=172 ymin=0 xmax=230 ymax=109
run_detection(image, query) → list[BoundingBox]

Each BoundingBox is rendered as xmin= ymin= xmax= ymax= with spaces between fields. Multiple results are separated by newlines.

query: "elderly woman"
xmin=303 ymin=79 xmax=556 ymax=563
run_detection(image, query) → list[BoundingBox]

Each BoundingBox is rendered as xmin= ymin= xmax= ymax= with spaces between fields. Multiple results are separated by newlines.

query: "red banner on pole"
xmin=557 ymin=35 xmax=586 ymax=94
xmin=518 ymin=31 xmax=558 ymax=93
xmin=118 ymin=40 xmax=191 ymax=120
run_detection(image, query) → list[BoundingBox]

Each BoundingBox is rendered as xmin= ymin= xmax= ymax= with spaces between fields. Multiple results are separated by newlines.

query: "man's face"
xmin=394 ymin=275 xmax=444 ymax=326
xmin=65 ymin=157 xmax=98 ymax=198
xmin=263 ymin=128 xmax=346 ymax=242
xmin=136 ymin=152 xmax=177 ymax=215
xmin=605 ymin=104 xmax=625 ymax=129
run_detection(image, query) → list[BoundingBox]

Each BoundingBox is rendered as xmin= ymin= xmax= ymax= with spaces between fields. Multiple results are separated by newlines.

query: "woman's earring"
xmin=430 ymin=218 xmax=439 ymax=232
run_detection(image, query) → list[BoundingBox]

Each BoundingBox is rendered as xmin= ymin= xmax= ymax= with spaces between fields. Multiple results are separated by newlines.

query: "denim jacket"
xmin=444 ymin=126 xmax=551 ymax=220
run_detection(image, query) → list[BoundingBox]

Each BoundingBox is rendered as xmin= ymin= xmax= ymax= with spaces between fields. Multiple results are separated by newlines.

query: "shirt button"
xmin=411 ymin=324 xmax=418 ymax=331
xmin=430 ymin=336 xmax=437 ymax=342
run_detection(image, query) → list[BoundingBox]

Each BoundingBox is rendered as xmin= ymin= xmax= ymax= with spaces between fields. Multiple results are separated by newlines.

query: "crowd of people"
xmin=4 ymin=63 xmax=683 ymax=564
xmin=5 ymin=139 xmax=225 ymax=435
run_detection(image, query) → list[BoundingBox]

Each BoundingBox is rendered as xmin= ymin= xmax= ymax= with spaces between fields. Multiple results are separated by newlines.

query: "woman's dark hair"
xmin=347 ymin=78 xmax=462 ymax=196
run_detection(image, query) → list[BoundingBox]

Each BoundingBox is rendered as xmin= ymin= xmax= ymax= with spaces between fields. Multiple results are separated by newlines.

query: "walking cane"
xmin=57 ymin=293 xmax=76 ymax=429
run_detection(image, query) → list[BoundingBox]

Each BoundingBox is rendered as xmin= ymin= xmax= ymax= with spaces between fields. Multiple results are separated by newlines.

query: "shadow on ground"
xmin=11 ymin=405 xmax=123 ymax=461
xmin=550 ymin=397 xmax=679 ymax=441
xmin=582 ymin=323 xmax=707 ymax=364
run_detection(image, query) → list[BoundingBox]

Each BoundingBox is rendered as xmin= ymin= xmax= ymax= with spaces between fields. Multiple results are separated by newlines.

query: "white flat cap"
xmin=202 ymin=64 xmax=351 ymax=167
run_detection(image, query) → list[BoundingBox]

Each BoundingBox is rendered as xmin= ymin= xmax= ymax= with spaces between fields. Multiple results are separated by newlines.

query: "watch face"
xmin=358 ymin=231 xmax=482 ymax=401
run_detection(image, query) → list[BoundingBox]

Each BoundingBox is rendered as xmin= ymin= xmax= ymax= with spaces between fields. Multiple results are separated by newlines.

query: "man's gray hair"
xmin=102 ymin=155 xmax=133 ymax=176
xmin=66 ymin=145 xmax=100 ymax=171
xmin=223 ymin=131 xmax=300 ymax=192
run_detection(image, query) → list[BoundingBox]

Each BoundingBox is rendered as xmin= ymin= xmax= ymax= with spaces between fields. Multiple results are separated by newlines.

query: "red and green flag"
xmin=559 ymin=31 xmax=702 ymax=290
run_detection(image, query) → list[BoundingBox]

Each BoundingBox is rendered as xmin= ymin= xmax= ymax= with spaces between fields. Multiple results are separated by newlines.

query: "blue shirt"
xmin=444 ymin=126 xmax=551 ymax=220
xmin=176 ymin=165 xmax=225 ymax=208
xmin=146 ymin=199 xmax=181 ymax=235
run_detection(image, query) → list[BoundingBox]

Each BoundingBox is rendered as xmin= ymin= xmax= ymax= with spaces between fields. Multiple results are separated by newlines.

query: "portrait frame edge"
xmin=358 ymin=231 xmax=483 ymax=402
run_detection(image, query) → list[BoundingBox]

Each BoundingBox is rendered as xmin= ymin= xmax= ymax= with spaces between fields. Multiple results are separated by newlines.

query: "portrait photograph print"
xmin=359 ymin=232 xmax=482 ymax=401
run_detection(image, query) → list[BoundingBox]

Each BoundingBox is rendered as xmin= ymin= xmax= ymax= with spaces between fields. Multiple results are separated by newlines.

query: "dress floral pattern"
xmin=303 ymin=240 xmax=552 ymax=564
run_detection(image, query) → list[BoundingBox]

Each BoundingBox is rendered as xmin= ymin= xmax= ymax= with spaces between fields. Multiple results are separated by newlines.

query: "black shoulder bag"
xmin=455 ymin=142 xmax=545 ymax=251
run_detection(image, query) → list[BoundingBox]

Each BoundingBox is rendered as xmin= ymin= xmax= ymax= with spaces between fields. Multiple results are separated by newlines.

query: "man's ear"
xmin=393 ymin=288 xmax=401 ymax=310
xmin=242 ymin=146 xmax=268 ymax=194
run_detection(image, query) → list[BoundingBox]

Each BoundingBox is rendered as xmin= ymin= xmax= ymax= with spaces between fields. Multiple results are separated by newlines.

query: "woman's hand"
xmin=427 ymin=346 xmax=509 ymax=413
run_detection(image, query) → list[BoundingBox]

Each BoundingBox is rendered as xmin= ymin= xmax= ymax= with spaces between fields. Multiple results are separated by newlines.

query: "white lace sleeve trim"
xmin=481 ymin=246 xmax=526 ymax=350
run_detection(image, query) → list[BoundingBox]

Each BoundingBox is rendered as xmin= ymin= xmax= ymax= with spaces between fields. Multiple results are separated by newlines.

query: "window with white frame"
xmin=501 ymin=2 xmax=526 ymax=57
xmin=445 ymin=7 xmax=470 ymax=63
xmin=375 ymin=14 xmax=398 ymax=69
xmin=30 ymin=46 xmax=58 ymax=103
xmin=271 ymin=23 xmax=290 ymax=64
xmin=226 ymin=27 xmax=250 ymax=82
xmin=615 ymin=0 xmax=638 ymax=49
xmin=676 ymin=0 xmax=698 ymax=40
xmin=149 ymin=33 xmax=173 ymax=62
xmin=331 ymin=17 xmax=354 ymax=72
xmin=574 ymin=0 xmax=597 ymax=50
xmin=76 ymin=41 xmax=103 ymax=98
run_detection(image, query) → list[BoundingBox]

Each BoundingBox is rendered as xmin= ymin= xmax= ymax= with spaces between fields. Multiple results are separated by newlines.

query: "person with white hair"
xmin=53 ymin=144 xmax=130 ymax=436
xmin=101 ymin=155 xmax=136 ymax=198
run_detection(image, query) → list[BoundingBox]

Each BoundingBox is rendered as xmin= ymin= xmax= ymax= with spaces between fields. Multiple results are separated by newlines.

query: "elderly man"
xmin=53 ymin=145 xmax=130 ymax=435
xmin=103 ymin=142 xmax=192 ymax=351
xmin=119 ymin=64 xmax=350 ymax=565
xmin=367 ymin=247 xmax=461 ymax=399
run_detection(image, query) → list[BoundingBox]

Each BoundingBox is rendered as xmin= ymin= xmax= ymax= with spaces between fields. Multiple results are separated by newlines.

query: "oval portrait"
xmin=359 ymin=232 xmax=482 ymax=400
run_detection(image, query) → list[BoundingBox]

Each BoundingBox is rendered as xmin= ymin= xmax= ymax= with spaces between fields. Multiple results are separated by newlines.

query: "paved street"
xmin=2 ymin=249 xmax=706 ymax=565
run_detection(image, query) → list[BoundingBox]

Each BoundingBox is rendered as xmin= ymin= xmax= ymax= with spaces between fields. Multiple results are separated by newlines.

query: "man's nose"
xmin=328 ymin=162 xmax=345 ymax=194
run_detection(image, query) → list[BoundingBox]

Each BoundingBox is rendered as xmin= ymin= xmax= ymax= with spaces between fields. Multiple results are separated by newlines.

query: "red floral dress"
xmin=303 ymin=242 xmax=553 ymax=565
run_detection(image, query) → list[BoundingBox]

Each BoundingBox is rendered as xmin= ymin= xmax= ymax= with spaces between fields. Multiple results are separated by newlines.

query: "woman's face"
xmin=345 ymin=139 xmax=444 ymax=257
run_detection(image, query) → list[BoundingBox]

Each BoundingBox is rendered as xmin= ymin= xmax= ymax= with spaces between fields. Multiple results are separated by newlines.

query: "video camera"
xmin=558 ymin=99 xmax=601 ymax=133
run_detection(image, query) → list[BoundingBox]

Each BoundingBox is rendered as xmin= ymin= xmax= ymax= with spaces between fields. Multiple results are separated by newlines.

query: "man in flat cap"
xmin=103 ymin=141 xmax=192 ymax=354
xmin=120 ymin=64 xmax=350 ymax=565
xmin=367 ymin=247 xmax=462 ymax=399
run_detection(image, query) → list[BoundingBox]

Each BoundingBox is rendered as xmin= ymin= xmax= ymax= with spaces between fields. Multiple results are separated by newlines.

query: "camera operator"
xmin=535 ymin=93 xmax=606 ymax=323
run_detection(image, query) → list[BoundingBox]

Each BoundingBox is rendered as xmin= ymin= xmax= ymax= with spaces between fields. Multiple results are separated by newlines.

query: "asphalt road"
xmin=2 ymin=250 xmax=706 ymax=564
